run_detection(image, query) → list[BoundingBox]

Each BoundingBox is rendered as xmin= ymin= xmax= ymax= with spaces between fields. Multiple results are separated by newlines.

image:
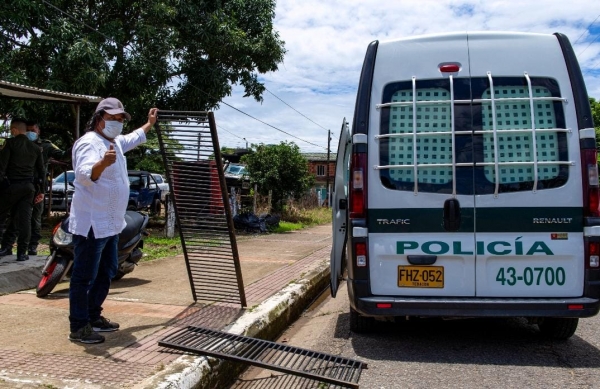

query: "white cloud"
xmin=216 ymin=0 xmax=600 ymax=152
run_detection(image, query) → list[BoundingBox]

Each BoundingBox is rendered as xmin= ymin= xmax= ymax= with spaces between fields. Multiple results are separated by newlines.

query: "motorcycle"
xmin=36 ymin=210 xmax=149 ymax=298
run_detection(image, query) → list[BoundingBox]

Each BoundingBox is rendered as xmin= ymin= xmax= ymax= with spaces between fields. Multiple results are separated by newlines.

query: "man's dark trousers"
xmin=69 ymin=228 xmax=119 ymax=333
xmin=0 ymin=182 xmax=35 ymax=255
xmin=1 ymin=199 xmax=43 ymax=251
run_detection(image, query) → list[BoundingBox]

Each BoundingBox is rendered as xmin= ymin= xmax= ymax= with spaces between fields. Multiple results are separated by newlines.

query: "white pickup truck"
xmin=150 ymin=173 xmax=170 ymax=202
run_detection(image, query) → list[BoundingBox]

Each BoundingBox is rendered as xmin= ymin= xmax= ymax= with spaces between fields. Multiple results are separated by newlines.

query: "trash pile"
xmin=233 ymin=212 xmax=280 ymax=233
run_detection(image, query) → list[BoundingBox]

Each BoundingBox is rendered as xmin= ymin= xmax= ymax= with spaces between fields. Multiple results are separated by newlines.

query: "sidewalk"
xmin=0 ymin=224 xmax=332 ymax=389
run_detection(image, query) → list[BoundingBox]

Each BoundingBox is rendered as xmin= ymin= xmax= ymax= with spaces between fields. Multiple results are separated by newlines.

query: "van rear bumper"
xmin=352 ymin=295 xmax=600 ymax=318
xmin=348 ymin=278 xmax=600 ymax=318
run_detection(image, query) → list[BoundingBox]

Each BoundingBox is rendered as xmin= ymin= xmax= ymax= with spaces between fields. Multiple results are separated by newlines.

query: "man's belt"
xmin=9 ymin=178 xmax=34 ymax=184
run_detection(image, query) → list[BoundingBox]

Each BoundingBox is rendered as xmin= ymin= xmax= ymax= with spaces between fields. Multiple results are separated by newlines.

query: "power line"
xmin=573 ymin=13 xmax=600 ymax=45
xmin=577 ymin=32 xmax=600 ymax=57
xmin=38 ymin=0 xmax=327 ymax=150
xmin=265 ymin=87 xmax=330 ymax=132
xmin=215 ymin=98 xmax=325 ymax=148
xmin=583 ymin=57 xmax=600 ymax=75
xmin=217 ymin=124 xmax=245 ymax=141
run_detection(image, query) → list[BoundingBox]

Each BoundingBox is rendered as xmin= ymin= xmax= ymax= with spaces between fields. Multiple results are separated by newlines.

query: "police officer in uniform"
xmin=0 ymin=118 xmax=45 ymax=261
xmin=0 ymin=121 xmax=68 ymax=256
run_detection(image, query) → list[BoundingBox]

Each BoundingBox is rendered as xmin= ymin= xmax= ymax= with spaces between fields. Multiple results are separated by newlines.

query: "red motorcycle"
xmin=36 ymin=211 xmax=149 ymax=297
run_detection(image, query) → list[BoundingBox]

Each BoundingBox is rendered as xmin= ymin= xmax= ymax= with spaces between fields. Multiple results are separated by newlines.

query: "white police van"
xmin=330 ymin=31 xmax=600 ymax=339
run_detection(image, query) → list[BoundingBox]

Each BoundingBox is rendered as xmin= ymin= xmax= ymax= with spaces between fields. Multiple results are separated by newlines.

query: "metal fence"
xmin=155 ymin=110 xmax=246 ymax=306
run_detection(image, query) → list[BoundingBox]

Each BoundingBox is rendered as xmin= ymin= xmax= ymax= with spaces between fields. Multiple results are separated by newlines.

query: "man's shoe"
xmin=16 ymin=254 xmax=29 ymax=262
xmin=0 ymin=246 xmax=12 ymax=257
xmin=69 ymin=323 xmax=105 ymax=344
xmin=91 ymin=316 xmax=120 ymax=332
xmin=28 ymin=246 xmax=37 ymax=256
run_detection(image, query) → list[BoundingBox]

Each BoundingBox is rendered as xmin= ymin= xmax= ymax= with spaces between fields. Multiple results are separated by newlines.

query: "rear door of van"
xmin=367 ymin=32 xmax=584 ymax=300
xmin=468 ymin=32 xmax=584 ymax=298
xmin=331 ymin=118 xmax=351 ymax=297
xmin=368 ymin=33 xmax=477 ymax=297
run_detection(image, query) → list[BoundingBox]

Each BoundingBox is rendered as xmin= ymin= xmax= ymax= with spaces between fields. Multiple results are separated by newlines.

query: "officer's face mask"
xmin=26 ymin=131 xmax=38 ymax=141
xmin=101 ymin=119 xmax=124 ymax=139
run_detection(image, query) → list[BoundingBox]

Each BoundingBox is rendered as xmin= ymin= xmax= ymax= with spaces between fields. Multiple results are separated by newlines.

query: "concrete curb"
xmin=135 ymin=258 xmax=330 ymax=389
xmin=0 ymin=256 xmax=45 ymax=295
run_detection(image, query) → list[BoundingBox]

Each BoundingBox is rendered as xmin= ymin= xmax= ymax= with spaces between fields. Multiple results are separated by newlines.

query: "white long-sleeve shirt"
xmin=69 ymin=128 xmax=146 ymax=238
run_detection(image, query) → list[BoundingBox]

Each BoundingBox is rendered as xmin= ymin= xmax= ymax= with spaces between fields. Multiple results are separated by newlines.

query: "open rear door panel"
xmin=330 ymin=118 xmax=351 ymax=297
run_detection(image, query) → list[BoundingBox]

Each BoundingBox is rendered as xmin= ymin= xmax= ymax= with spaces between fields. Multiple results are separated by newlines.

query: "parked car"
xmin=128 ymin=170 xmax=163 ymax=215
xmin=224 ymin=163 xmax=247 ymax=179
xmin=224 ymin=163 xmax=249 ymax=189
xmin=45 ymin=170 xmax=75 ymax=212
xmin=150 ymin=173 xmax=170 ymax=202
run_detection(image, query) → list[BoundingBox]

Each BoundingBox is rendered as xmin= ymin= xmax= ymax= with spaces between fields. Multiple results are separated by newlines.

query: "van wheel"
xmin=538 ymin=318 xmax=579 ymax=340
xmin=349 ymin=307 xmax=375 ymax=333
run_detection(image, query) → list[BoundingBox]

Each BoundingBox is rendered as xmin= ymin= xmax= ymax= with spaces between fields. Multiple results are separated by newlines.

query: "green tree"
xmin=0 ymin=0 xmax=285 ymax=172
xmin=591 ymin=98 xmax=600 ymax=161
xmin=591 ymin=97 xmax=600 ymax=130
xmin=241 ymin=142 xmax=314 ymax=212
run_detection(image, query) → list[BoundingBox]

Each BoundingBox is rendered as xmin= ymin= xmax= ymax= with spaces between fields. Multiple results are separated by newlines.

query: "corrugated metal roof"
xmin=0 ymin=80 xmax=102 ymax=104
xmin=302 ymin=152 xmax=337 ymax=161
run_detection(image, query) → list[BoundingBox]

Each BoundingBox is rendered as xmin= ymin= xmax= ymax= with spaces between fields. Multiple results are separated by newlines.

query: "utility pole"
xmin=326 ymin=130 xmax=331 ymax=207
xmin=197 ymin=133 xmax=201 ymax=161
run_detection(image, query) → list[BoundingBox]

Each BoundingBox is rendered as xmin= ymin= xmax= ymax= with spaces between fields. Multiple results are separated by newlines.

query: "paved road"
xmin=231 ymin=282 xmax=600 ymax=389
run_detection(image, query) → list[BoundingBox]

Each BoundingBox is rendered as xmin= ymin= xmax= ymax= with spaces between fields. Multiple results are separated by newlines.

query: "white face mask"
xmin=101 ymin=120 xmax=123 ymax=138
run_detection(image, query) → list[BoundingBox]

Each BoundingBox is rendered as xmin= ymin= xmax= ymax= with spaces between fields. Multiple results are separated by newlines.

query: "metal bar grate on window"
xmin=159 ymin=326 xmax=366 ymax=388
xmin=155 ymin=110 xmax=246 ymax=307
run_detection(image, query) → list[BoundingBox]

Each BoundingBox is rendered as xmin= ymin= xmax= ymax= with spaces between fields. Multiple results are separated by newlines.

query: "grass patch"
xmin=141 ymin=232 xmax=182 ymax=262
xmin=279 ymin=206 xmax=331 ymax=226
xmin=268 ymin=207 xmax=331 ymax=233
xmin=270 ymin=221 xmax=303 ymax=233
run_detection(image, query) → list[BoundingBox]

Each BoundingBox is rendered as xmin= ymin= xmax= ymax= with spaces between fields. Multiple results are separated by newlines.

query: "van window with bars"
xmin=379 ymin=76 xmax=568 ymax=194
xmin=387 ymin=87 xmax=453 ymax=185
xmin=481 ymin=85 xmax=560 ymax=184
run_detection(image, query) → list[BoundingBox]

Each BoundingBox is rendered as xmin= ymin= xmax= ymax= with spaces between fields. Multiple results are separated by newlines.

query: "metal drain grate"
xmin=159 ymin=326 xmax=366 ymax=388
xmin=156 ymin=110 xmax=246 ymax=306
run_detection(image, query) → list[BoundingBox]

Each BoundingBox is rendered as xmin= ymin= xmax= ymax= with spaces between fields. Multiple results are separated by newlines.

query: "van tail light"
xmin=355 ymin=242 xmax=367 ymax=267
xmin=349 ymin=152 xmax=367 ymax=219
xmin=587 ymin=241 xmax=600 ymax=268
xmin=582 ymin=149 xmax=599 ymax=217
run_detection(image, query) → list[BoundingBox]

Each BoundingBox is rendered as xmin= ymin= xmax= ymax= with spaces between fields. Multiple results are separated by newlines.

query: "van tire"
xmin=350 ymin=307 xmax=375 ymax=333
xmin=538 ymin=318 xmax=579 ymax=340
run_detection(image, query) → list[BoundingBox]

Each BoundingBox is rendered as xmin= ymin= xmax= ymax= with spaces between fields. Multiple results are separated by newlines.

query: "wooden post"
xmin=253 ymin=184 xmax=257 ymax=214
xmin=268 ymin=190 xmax=272 ymax=213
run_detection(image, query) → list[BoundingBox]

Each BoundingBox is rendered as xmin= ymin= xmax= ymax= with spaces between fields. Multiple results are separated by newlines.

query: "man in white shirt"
xmin=68 ymin=97 xmax=158 ymax=344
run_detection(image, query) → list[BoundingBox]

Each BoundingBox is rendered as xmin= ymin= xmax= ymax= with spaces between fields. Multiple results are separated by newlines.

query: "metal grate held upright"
xmin=155 ymin=110 xmax=246 ymax=307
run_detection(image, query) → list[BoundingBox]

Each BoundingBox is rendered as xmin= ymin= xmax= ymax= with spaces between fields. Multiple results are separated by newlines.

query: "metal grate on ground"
xmin=155 ymin=110 xmax=246 ymax=306
xmin=159 ymin=326 xmax=366 ymax=389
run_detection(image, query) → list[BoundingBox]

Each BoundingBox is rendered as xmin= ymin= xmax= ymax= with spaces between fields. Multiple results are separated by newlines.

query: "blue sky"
xmin=215 ymin=0 xmax=600 ymax=153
